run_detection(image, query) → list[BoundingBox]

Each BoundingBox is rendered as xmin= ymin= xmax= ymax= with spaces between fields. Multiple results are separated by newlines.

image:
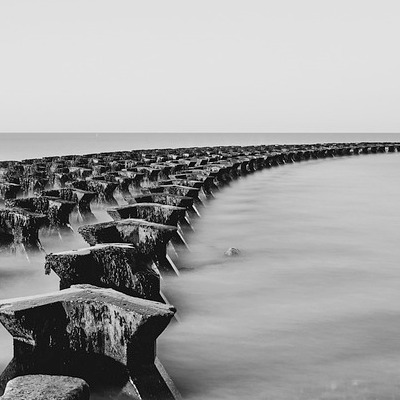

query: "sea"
xmin=0 ymin=132 xmax=399 ymax=399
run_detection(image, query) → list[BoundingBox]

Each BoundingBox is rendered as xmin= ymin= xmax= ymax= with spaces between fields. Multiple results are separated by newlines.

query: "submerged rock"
xmin=1 ymin=375 xmax=90 ymax=400
xmin=224 ymin=247 xmax=241 ymax=257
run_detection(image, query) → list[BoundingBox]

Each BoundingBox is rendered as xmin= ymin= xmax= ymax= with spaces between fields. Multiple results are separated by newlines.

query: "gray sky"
xmin=1 ymin=0 xmax=399 ymax=133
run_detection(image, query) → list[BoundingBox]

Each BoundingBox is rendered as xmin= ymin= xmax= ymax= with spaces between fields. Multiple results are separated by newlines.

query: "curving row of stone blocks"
xmin=0 ymin=141 xmax=398 ymax=399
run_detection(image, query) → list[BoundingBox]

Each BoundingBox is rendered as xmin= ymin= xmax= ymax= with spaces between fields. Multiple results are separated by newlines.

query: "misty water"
xmin=0 ymin=151 xmax=400 ymax=399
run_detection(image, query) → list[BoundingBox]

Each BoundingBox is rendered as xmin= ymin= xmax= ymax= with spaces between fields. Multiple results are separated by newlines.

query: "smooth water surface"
xmin=159 ymin=152 xmax=400 ymax=399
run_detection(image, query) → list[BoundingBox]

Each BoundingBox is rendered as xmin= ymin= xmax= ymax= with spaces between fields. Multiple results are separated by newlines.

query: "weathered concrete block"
xmin=107 ymin=203 xmax=186 ymax=227
xmin=1 ymin=375 xmax=90 ymax=400
xmin=78 ymin=219 xmax=176 ymax=250
xmin=132 ymin=193 xmax=194 ymax=209
xmin=71 ymin=189 xmax=96 ymax=222
xmin=0 ymin=285 xmax=177 ymax=399
xmin=156 ymin=184 xmax=200 ymax=199
xmin=5 ymin=197 xmax=49 ymax=215
xmin=42 ymin=189 xmax=76 ymax=202
xmin=115 ymin=176 xmax=134 ymax=201
xmin=86 ymin=180 xmax=118 ymax=206
xmin=0 ymin=182 xmax=21 ymax=202
xmin=42 ymin=197 xmax=76 ymax=232
xmin=6 ymin=197 xmax=75 ymax=233
xmin=53 ymin=172 xmax=71 ymax=188
xmin=42 ymin=189 xmax=96 ymax=223
xmin=0 ymin=208 xmax=47 ymax=253
xmin=78 ymin=219 xmax=178 ymax=274
xmin=45 ymin=244 xmax=161 ymax=301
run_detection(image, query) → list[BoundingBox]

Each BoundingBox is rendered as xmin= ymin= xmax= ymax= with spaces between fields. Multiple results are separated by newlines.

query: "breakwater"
xmin=0 ymin=142 xmax=398 ymax=399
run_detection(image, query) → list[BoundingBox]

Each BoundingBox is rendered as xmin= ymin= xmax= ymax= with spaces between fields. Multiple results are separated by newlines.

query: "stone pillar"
xmin=6 ymin=197 xmax=75 ymax=234
xmin=86 ymin=180 xmax=118 ymax=206
xmin=45 ymin=244 xmax=162 ymax=302
xmin=107 ymin=203 xmax=186 ymax=227
xmin=78 ymin=219 xmax=178 ymax=275
xmin=115 ymin=176 xmax=134 ymax=202
xmin=41 ymin=196 xmax=76 ymax=233
xmin=157 ymin=184 xmax=200 ymax=202
xmin=0 ymin=183 xmax=21 ymax=203
xmin=71 ymin=189 xmax=97 ymax=222
xmin=132 ymin=193 xmax=194 ymax=232
xmin=0 ymin=208 xmax=47 ymax=253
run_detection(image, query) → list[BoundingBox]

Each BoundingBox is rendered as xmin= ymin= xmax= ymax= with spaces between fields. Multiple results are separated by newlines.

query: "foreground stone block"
xmin=45 ymin=244 xmax=162 ymax=301
xmin=78 ymin=219 xmax=178 ymax=274
xmin=1 ymin=375 xmax=90 ymax=400
xmin=0 ymin=285 xmax=177 ymax=399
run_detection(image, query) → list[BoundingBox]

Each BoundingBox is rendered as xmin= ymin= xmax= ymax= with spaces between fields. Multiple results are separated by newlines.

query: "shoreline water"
xmin=158 ymin=150 xmax=400 ymax=399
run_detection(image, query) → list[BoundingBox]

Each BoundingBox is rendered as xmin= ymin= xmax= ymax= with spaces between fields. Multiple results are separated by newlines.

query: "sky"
xmin=0 ymin=0 xmax=400 ymax=133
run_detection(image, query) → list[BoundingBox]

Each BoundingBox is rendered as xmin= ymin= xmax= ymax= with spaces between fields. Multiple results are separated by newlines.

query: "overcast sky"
xmin=1 ymin=0 xmax=399 ymax=133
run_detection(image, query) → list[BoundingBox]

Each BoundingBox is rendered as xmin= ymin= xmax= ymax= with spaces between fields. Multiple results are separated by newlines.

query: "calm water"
xmin=0 ymin=138 xmax=399 ymax=399
xmin=157 ymin=152 xmax=400 ymax=400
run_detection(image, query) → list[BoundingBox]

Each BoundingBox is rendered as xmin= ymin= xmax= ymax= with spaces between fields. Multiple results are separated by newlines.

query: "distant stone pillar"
xmin=86 ymin=180 xmax=118 ymax=206
xmin=41 ymin=196 xmax=76 ymax=233
xmin=107 ymin=203 xmax=188 ymax=250
xmin=6 ymin=197 xmax=75 ymax=234
xmin=116 ymin=176 xmax=134 ymax=202
xmin=107 ymin=203 xmax=185 ymax=227
xmin=0 ymin=208 xmax=47 ymax=253
xmin=0 ymin=183 xmax=21 ymax=203
xmin=70 ymin=189 xmax=97 ymax=222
